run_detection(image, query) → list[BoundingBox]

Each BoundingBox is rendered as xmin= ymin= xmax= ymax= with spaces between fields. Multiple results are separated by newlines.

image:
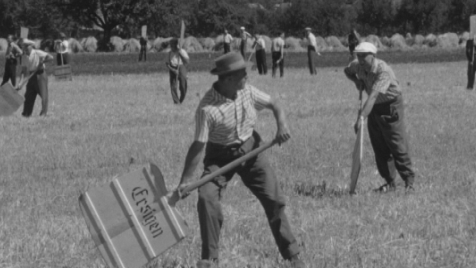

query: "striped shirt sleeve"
xmin=371 ymin=65 xmax=391 ymax=94
xmin=194 ymin=107 xmax=211 ymax=143
xmin=249 ymin=86 xmax=271 ymax=111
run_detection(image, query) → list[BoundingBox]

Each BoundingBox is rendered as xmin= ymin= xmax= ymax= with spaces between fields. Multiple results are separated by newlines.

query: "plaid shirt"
xmin=345 ymin=58 xmax=402 ymax=104
xmin=194 ymin=84 xmax=271 ymax=145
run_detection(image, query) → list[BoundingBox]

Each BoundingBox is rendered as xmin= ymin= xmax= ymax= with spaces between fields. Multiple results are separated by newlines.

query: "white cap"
xmin=240 ymin=26 xmax=245 ymax=30
xmin=305 ymin=27 xmax=312 ymax=31
xmin=21 ymin=39 xmax=36 ymax=47
xmin=354 ymin=42 xmax=377 ymax=54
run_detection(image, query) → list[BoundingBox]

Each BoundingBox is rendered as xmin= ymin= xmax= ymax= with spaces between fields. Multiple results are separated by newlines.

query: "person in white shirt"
xmin=254 ymin=34 xmax=267 ymax=75
xmin=305 ymin=27 xmax=319 ymax=75
xmin=239 ymin=26 xmax=253 ymax=58
xmin=20 ymin=39 xmax=53 ymax=117
xmin=166 ymin=38 xmax=189 ymax=104
xmin=271 ymin=32 xmax=285 ymax=78
xmin=223 ymin=29 xmax=233 ymax=54
xmin=54 ymin=33 xmax=70 ymax=66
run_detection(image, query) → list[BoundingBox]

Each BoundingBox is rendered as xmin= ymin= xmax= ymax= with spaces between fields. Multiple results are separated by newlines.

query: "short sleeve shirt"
xmin=345 ymin=58 xmax=402 ymax=103
xmin=307 ymin=33 xmax=317 ymax=48
xmin=224 ymin=33 xmax=233 ymax=43
xmin=59 ymin=40 xmax=71 ymax=54
xmin=194 ymin=84 xmax=272 ymax=145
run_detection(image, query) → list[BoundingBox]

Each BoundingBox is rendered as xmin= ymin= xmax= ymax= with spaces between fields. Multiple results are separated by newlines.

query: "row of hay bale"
xmin=0 ymin=32 xmax=472 ymax=53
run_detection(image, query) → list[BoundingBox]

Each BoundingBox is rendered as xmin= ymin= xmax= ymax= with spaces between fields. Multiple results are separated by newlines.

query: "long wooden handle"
xmin=180 ymin=140 xmax=277 ymax=194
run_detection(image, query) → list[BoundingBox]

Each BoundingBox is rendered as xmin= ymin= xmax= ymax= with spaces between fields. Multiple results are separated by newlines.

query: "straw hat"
xmin=354 ymin=42 xmax=377 ymax=54
xmin=21 ymin=39 xmax=36 ymax=47
xmin=210 ymin=53 xmax=246 ymax=76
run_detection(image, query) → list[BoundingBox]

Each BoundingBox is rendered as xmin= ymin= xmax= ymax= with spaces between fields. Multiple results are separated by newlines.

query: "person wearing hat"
xmin=223 ymin=29 xmax=233 ymax=54
xmin=253 ymin=34 xmax=267 ymax=75
xmin=271 ymin=31 xmax=285 ymax=78
xmin=1 ymin=34 xmax=23 ymax=87
xmin=239 ymin=26 xmax=253 ymax=58
xmin=54 ymin=33 xmax=70 ymax=66
xmin=173 ymin=52 xmax=305 ymax=268
xmin=465 ymin=35 xmax=476 ymax=90
xmin=166 ymin=38 xmax=189 ymax=104
xmin=20 ymin=38 xmax=54 ymax=117
xmin=344 ymin=42 xmax=415 ymax=192
xmin=305 ymin=27 xmax=319 ymax=75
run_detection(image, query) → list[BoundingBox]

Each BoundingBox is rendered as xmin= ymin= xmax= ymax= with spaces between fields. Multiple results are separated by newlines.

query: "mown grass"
xmin=0 ymin=61 xmax=475 ymax=268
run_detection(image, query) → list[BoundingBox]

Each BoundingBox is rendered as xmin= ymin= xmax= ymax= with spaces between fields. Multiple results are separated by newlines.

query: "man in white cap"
xmin=20 ymin=38 xmax=53 ymax=117
xmin=305 ymin=27 xmax=319 ymax=75
xmin=344 ymin=42 xmax=415 ymax=192
xmin=174 ymin=52 xmax=305 ymax=268
xmin=253 ymin=33 xmax=267 ymax=75
xmin=239 ymin=26 xmax=253 ymax=58
xmin=54 ymin=32 xmax=70 ymax=66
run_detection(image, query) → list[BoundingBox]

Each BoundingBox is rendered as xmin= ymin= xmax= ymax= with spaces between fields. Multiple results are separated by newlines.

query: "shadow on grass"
xmin=291 ymin=181 xmax=349 ymax=199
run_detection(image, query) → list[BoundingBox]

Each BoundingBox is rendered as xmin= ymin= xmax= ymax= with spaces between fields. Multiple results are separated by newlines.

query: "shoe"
xmin=196 ymin=259 xmax=218 ymax=268
xmin=374 ymin=182 xmax=396 ymax=193
xmin=288 ymin=254 xmax=306 ymax=268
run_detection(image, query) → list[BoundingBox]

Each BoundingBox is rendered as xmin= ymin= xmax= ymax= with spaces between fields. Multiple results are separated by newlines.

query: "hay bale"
xmin=68 ymin=38 xmax=83 ymax=53
xmin=124 ymin=38 xmax=140 ymax=52
xmin=325 ymin=36 xmax=345 ymax=50
xmin=381 ymin=36 xmax=391 ymax=47
xmin=199 ymin=37 xmax=215 ymax=51
xmin=153 ymin=37 xmax=173 ymax=52
xmin=389 ymin=33 xmax=409 ymax=49
xmin=81 ymin=36 xmax=98 ymax=52
xmin=110 ymin=36 xmax=125 ymax=52
xmin=0 ymin=38 xmax=7 ymax=51
xmin=414 ymin=34 xmax=425 ymax=47
xmin=183 ymin=36 xmax=203 ymax=53
xmin=405 ymin=33 xmax=414 ymax=46
xmin=40 ymin=39 xmax=55 ymax=52
xmin=363 ymin=35 xmax=386 ymax=50
xmin=285 ymin=37 xmax=305 ymax=52
xmin=423 ymin=34 xmax=437 ymax=47
xmin=435 ymin=33 xmax=458 ymax=48
xmin=34 ymin=39 xmax=42 ymax=49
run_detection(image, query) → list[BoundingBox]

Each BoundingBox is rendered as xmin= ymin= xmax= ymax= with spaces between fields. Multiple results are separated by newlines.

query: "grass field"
xmin=1 ymin=60 xmax=476 ymax=268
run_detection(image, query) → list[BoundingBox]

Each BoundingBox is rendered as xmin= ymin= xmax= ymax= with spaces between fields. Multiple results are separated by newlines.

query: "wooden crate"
xmin=54 ymin=65 xmax=73 ymax=81
xmin=79 ymin=163 xmax=188 ymax=268
xmin=0 ymin=83 xmax=24 ymax=116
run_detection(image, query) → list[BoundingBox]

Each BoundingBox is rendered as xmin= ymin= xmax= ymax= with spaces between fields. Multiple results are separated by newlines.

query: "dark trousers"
xmin=367 ymin=95 xmax=415 ymax=186
xmin=240 ymin=40 xmax=247 ymax=59
xmin=307 ymin=45 xmax=317 ymax=75
xmin=56 ymin=53 xmax=70 ymax=65
xmin=255 ymin=49 xmax=267 ymax=75
xmin=22 ymin=70 xmax=48 ymax=117
xmin=272 ymin=52 xmax=284 ymax=77
xmin=467 ymin=60 xmax=476 ymax=89
xmin=224 ymin=43 xmax=231 ymax=54
xmin=197 ymin=131 xmax=300 ymax=260
xmin=1 ymin=59 xmax=17 ymax=87
xmin=169 ymin=65 xmax=187 ymax=104
xmin=139 ymin=46 xmax=147 ymax=61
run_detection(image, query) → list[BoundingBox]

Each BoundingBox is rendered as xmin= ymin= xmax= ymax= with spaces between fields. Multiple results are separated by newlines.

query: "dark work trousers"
xmin=22 ymin=70 xmax=48 ymax=117
xmin=467 ymin=60 xmax=476 ymax=89
xmin=56 ymin=53 xmax=70 ymax=65
xmin=255 ymin=49 xmax=267 ymax=75
xmin=139 ymin=46 xmax=147 ymax=61
xmin=197 ymin=131 xmax=300 ymax=261
xmin=224 ymin=43 xmax=231 ymax=54
xmin=307 ymin=45 xmax=317 ymax=75
xmin=367 ymin=95 xmax=415 ymax=187
xmin=169 ymin=65 xmax=187 ymax=104
xmin=240 ymin=40 xmax=247 ymax=59
xmin=272 ymin=52 xmax=284 ymax=78
xmin=1 ymin=58 xmax=17 ymax=87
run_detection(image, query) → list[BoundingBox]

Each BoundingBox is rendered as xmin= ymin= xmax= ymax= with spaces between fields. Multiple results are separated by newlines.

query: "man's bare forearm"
xmin=179 ymin=141 xmax=205 ymax=185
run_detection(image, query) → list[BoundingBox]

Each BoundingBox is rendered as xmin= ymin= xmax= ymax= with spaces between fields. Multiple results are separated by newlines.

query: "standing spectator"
xmin=254 ymin=34 xmax=267 ymax=75
xmin=466 ymin=35 xmax=476 ymax=90
xmin=347 ymin=29 xmax=361 ymax=60
xmin=139 ymin=36 xmax=147 ymax=62
xmin=1 ymin=35 xmax=23 ymax=87
xmin=166 ymin=38 xmax=189 ymax=104
xmin=54 ymin=33 xmax=70 ymax=66
xmin=239 ymin=26 xmax=253 ymax=59
xmin=20 ymin=39 xmax=54 ymax=117
xmin=223 ymin=29 xmax=233 ymax=54
xmin=305 ymin=27 xmax=319 ymax=75
xmin=271 ymin=32 xmax=285 ymax=78
xmin=344 ymin=42 xmax=415 ymax=192
xmin=173 ymin=52 xmax=305 ymax=268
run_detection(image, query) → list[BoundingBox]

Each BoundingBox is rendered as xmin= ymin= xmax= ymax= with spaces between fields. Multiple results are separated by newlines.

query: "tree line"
xmin=1 ymin=0 xmax=475 ymax=51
